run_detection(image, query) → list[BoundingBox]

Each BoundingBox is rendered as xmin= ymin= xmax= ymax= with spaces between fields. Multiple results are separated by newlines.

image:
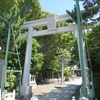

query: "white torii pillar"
xmin=22 ymin=26 xmax=33 ymax=86
xmin=57 ymin=57 xmax=69 ymax=84
xmin=20 ymin=26 xmax=33 ymax=98
xmin=61 ymin=59 xmax=64 ymax=84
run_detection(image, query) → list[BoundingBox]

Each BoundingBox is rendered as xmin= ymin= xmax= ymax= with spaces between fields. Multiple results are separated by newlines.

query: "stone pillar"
xmin=22 ymin=26 xmax=33 ymax=86
xmin=21 ymin=26 xmax=33 ymax=99
xmin=61 ymin=59 xmax=64 ymax=84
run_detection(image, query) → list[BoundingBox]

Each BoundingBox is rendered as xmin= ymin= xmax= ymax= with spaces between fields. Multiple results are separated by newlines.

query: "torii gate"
xmin=21 ymin=13 xmax=94 ymax=98
xmin=21 ymin=14 xmax=76 ymax=85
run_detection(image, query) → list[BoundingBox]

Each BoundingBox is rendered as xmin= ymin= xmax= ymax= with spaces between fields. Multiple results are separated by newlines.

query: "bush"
xmin=64 ymin=70 xmax=72 ymax=81
xmin=93 ymin=73 xmax=100 ymax=99
xmin=6 ymin=74 xmax=17 ymax=92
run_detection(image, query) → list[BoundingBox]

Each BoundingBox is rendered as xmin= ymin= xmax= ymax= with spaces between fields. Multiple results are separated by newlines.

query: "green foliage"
xmin=55 ymin=33 xmax=74 ymax=50
xmin=0 ymin=0 xmax=81 ymax=92
xmin=66 ymin=6 xmax=100 ymax=24
xmin=79 ymin=0 xmax=100 ymax=7
xmin=93 ymin=73 xmax=100 ymax=98
xmin=35 ymin=20 xmax=76 ymax=78
xmin=46 ymin=59 xmax=60 ymax=72
xmin=37 ymin=32 xmax=74 ymax=75
xmin=68 ymin=39 xmax=80 ymax=67
xmin=6 ymin=74 xmax=17 ymax=92
xmin=30 ymin=39 xmax=44 ymax=75
xmin=37 ymin=35 xmax=57 ymax=72
xmin=64 ymin=70 xmax=72 ymax=81
xmin=87 ymin=24 xmax=100 ymax=73
xmin=86 ymin=24 xmax=100 ymax=99
xmin=0 ymin=52 xmax=5 ymax=59
xmin=69 ymin=23 xmax=100 ymax=99
xmin=0 ymin=0 xmax=43 ymax=91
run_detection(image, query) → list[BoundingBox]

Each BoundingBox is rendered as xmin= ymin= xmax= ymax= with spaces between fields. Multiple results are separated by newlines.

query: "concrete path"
xmin=33 ymin=77 xmax=82 ymax=100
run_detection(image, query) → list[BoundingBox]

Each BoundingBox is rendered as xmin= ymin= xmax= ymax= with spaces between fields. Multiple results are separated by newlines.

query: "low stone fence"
xmin=46 ymin=78 xmax=65 ymax=83
xmin=4 ymin=90 xmax=15 ymax=100
xmin=29 ymin=74 xmax=37 ymax=89
xmin=1 ymin=90 xmax=15 ymax=100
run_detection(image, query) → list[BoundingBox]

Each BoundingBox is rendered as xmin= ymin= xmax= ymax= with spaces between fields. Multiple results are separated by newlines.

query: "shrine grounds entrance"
xmin=21 ymin=5 xmax=94 ymax=99
xmin=0 ymin=0 xmax=95 ymax=99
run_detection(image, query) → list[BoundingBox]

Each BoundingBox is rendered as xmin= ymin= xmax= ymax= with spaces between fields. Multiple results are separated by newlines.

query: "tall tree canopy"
xmin=0 ymin=0 xmax=74 ymax=78
xmin=67 ymin=1 xmax=100 ymax=99
xmin=86 ymin=24 xmax=100 ymax=99
xmin=67 ymin=0 xmax=100 ymax=24
xmin=79 ymin=0 xmax=100 ymax=22
xmin=0 ymin=0 xmax=79 ymax=91
xmin=80 ymin=0 xmax=100 ymax=6
xmin=0 ymin=0 xmax=44 ymax=89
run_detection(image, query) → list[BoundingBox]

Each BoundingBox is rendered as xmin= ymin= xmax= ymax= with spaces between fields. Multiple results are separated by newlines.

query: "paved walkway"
xmin=33 ymin=77 xmax=82 ymax=100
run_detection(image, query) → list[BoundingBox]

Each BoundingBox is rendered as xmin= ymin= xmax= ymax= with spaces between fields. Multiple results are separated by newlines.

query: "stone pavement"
xmin=33 ymin=77 xmax=82 ymax=100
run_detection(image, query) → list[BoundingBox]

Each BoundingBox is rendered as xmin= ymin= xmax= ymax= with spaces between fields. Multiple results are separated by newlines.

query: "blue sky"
xmin=39 ymin=0 xmax=83 ymax=15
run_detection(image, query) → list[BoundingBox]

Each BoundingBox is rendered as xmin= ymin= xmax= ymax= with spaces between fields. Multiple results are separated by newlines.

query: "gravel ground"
xmin=32 ymin=83 xmax=67 ymax=96
xmin=32 ymin=77 xmax=82 ymax=100
xmin=15 ymin=77 xmax=82 ymax=100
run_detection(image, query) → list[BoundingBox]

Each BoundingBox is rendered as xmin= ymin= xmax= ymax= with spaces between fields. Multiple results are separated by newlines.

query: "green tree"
xmin=67 ymin=1 xmax=100 ymax=98
xmin=66 ymin=5 xmax=99 ymax=24
xmin=79 ymin=0 xmax=100 ymax=6
xmin=0 ymin=0 xmax=43 ymax=68
xmin=86 ymin=24 xmax=100 ymax=99
xmin=64 ymin=70 xmax=72 ymax=81
xmin=36 ymin=28 xmax=75 ymax=79
xmin=68 ymin=23 xmax=100 ymax=99
xmin=6 ymin=74 xmax=17 ymax=92
xmin=0 ymin=0 xmax=43 ymax=91
xmin=30 ymin=39 xmax=44 ymax=75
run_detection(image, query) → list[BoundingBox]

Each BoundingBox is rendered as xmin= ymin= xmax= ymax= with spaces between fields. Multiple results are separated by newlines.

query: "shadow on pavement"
xmin=37 ymin=84 xmax=81 ymax=100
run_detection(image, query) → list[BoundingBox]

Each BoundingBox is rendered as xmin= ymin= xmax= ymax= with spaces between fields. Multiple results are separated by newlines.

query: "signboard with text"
xmin=47 ymin=15 xmax=56 ymax=31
